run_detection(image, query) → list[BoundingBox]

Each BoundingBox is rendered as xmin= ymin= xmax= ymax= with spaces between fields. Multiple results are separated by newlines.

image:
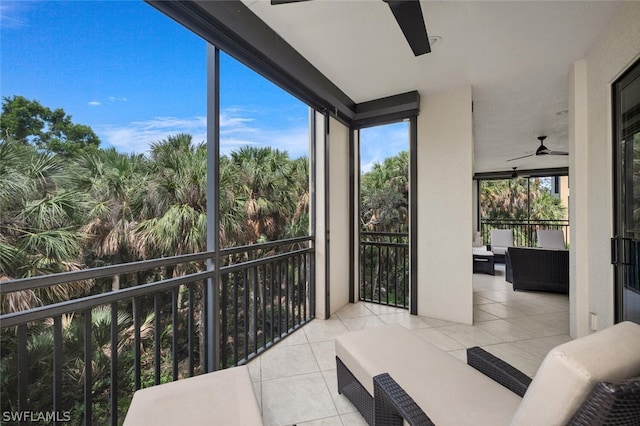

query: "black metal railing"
xmin=480 ymin=219 xmax=570 ymax=248
xmin=0 ymin=237 xmax=313 ymax=425
xmin=360 ymin=232 xmax=409 ymax=308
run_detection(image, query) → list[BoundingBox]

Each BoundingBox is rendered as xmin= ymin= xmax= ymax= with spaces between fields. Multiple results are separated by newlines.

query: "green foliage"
xmin=480 ymin=177 xmax=566 ymax=221
xmin=361 ymin=151 xmax=409 ymax=232
xmin=359 ymin=151 xmax=410 ymax=307
xmin=1 ymin=97 xmax=312 ymax=423
xmin=1 ymin=96 xmax=100 ymax=157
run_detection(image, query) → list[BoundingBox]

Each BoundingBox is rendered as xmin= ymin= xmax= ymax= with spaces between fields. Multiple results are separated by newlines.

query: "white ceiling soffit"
xmin=242 ymin=0 xmax=627 ymax=173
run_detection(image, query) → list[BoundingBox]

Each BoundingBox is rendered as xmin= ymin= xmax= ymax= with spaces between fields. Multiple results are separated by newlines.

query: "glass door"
xmin=613 ymin=58 xmax=640 ymax=324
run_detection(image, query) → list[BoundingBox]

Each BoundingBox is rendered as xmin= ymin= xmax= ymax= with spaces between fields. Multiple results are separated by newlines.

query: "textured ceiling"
xmin=242 ymin=0 xmax=627 ymax=173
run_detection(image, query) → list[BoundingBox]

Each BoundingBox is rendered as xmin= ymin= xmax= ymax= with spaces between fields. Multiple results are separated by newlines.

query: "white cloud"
xmin=108 ymin=96 xmax=128 ymax=103
xmin=97 ymin=109 xmax=310 ymax=159
xmin=0 ymin=2 xmax=29 ymax=29
xmin=98 ymin=116 xmax=207 ymax=154
xmin=88 ymin=101 xmax=102 ymax=106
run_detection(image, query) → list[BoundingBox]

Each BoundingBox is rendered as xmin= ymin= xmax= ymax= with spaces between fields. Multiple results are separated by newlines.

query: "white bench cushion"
xmin=124 ymin=365 xmax=262 ymax=426
xmin=511 ymin=321 xmax=640 ymax=425
xmin=335 ymin=324 xmax=521 ymax=425
xmin=473 ymin=247 xmax=493 ymax=256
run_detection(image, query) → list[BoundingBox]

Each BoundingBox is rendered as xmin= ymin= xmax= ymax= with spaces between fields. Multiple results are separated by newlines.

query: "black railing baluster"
xmin=295 ymin=254 xmax=300 ymax=326
xmin=172 ymin=288 xmax=178 ymax=381
xmin=385 ymin=245 xmax=390 ymax=305
xmin=110 ymin=302 xmax=118 ymax=426
xmin=17 ymin=324 xmax=28 ymax=422
xmin=377 ymin=244 xmax=381 ymax=303
xmin=277 ymin=261 xmax=282 ymax=338
xmin=359 ymin=232 xmax=409 ymax=308
xmin=83 ymin=309 xmax=92 ymax=425
xmin=302 ymin=254 xmax=307 ymax=321
xmin=253 ymin=266 xmax=258 ymax=355
xmin=221 ymin=274 xmax=228 ymax=368
xmin=480 ymin=219 xmax=569 ymax=248
xmin=261 ymin=264 xmax=267 ymax=349
xmin=0 ymin=237 xmax=314 ymax=422
xmin=284 ymin=259 xmax=289 ymax=332
xmin=243 ymin=269 xmax=249 ymax=360
xmin=269 ymin=261 xmax=274 ymax=346
xmin=202 ymin=277 xmax=209 ymax=371
xmin=133 ymin=297 xmax=141 ymax=390
xmin=53 ymin=316 xmax=62 ymax=425
xmin=394 ymin=244 xmax=398 ymax=306
xmin=188 ymin=284 xmax=194 ymax=377
xmin=154 ymin=294 xmax=161 ymax=385
xmin=233 ymin=272 xmax=239 ymax=365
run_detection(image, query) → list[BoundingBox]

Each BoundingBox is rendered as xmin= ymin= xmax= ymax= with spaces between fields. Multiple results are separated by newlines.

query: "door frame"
xmin=351 ymin=117 xmax=418 ymax=314
xmin=612 ymin=57 xmax=640 ymax=323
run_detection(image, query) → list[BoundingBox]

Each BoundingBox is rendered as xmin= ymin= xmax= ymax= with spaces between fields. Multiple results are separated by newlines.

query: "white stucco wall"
xmin=570 ymin=3 xmax=640 ymax=336
xmin=328 ymin=117 xmax=351 ymax=316
xmin=569 ymin=59 xmax=590 ymax=338
xmin=417 ymin=85 xmax=474 ymax=324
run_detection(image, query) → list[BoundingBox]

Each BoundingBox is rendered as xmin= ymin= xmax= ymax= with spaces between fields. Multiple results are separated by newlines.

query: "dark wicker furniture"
xmin=337 ymin=356 xmax=374 ymax=425
xmin=506 ymin=247 xmax=569 ymax=293
xmin=472 ymin=250 xmax=495 ymax=275
xmin=350 ymin=347 xmax=640 ymax=426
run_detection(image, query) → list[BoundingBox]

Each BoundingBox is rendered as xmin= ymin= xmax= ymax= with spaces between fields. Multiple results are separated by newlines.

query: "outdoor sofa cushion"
xmin=490 ymin=229 xmax=514 ymax=256
xmin=511 ymin=321 xmax=640 ymax=425
xmin=335 ymin=324 xmax=522 ymax=425
xmin=123 ymin=365 xmax=262 ymax=426
xmin=336 ymin=321 xmax=640 ymax=426
xmin=537 ymin=229 xmax=566 ymax=249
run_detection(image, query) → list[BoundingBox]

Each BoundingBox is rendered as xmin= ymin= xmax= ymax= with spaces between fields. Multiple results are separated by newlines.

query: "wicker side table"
xmin=473 ymin=247 xmax=495 ymax=275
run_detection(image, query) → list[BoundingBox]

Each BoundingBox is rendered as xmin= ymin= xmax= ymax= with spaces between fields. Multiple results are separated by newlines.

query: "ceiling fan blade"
xmin=270 ymin=0 xmax=311 ymax=5
xmin=548 ymin=150 xmax=569 ymax=156
xmin=507 ymin=153 xmax=534 ymax=162
xmin=384 ymin=0 xmax=431 ymax=56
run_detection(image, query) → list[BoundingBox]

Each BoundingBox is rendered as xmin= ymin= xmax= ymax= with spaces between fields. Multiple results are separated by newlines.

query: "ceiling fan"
xmin=270 ymin=0 xmax=431 ymax=56
xmin=507 ymin=136 xmax=569 ymax=162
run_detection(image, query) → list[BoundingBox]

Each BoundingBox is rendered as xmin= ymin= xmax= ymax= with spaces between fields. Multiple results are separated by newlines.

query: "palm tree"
xmin=230 ymin=146 xmax=297 ymax=243
xmin=136 ymin=134 xmax=208 ymax=267
xmin=74 ymin=148 xmax=149 ymax=289
xmin=0 ymin=307 xmax=154 ymax=423
xmin=361 ymin=151 xmax=409 ymax=232
xmin=0 ymin=139 xmax=93 ymax=312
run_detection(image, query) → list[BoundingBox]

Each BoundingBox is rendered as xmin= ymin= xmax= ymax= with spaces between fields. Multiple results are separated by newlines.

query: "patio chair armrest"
xmin=466 ymin=346 xmax=532 ymax=397
xmin=373 ymin=373 xmax=435 ymax=426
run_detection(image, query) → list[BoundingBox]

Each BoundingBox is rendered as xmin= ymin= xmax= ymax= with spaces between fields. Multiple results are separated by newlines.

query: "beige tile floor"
xmin=247 ymin=264 xmax=570 ymax=426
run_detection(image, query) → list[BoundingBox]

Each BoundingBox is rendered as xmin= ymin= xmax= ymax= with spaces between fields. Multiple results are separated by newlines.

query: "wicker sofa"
xmin=335 ymin=322 xmax=640 ymax=426
xmin=505 ymin=247 xmax=569 ymax=294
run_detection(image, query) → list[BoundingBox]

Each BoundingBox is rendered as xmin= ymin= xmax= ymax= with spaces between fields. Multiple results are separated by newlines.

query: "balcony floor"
xmin=247 ymin=264 xmax=570 ymax=426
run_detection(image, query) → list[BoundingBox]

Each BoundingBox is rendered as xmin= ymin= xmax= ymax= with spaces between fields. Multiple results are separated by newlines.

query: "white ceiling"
xmin=242 ymin=0 xmax=627 ymax=173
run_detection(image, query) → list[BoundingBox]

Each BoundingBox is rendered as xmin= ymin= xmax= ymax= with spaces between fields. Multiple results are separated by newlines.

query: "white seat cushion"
xmin=124 ymin=365 xmax=262 ymax=426
xmin=336 ymin=325 xmax=521 ymax=425
xmin=491 ymin=229 xmax=514 ymax=248
xmin=473 ymin=247 xmax=493 ymax=256
xmin=537 ymin=230 xmax=566 ymax=249
xmin=511 ymin=321 xmax=640 ymax=425
xmin=491 ymin=246 xmax=508 ymax=255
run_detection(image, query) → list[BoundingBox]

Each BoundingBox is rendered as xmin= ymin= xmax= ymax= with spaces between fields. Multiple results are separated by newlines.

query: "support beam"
xmin=205 ymin=44 xmax=220 ymax=371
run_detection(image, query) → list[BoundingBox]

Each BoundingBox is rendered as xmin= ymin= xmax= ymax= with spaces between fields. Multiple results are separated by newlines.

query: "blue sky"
xmin=1 ymin=0 xmax=405 ymax=166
